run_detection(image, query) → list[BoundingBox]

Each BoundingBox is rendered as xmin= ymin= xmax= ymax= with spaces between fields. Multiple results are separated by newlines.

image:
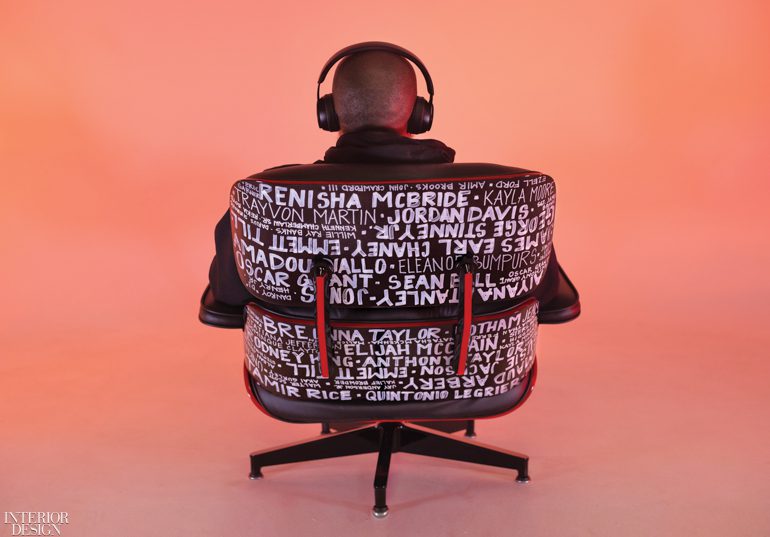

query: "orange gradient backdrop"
xmin=2 ymin=0 xmax=769 ymax=338
xmin=1 ymin=0 xmax=769 ymax=534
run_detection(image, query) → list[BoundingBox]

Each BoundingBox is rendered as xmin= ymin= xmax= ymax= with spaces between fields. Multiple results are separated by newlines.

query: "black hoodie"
xmin=321 ymin=127 xmax=456 ymax=164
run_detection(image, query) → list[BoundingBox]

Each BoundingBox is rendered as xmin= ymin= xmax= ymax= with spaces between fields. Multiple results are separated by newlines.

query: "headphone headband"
xmin=316 ymin=41 xmax=434 ymax=102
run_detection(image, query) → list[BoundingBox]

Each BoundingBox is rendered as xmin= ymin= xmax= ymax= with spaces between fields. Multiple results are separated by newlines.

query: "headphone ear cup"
xmin=407 ymin=96 xmax=433 ymax=134
xmin=317 ymin=94 xmax=340 ymax=131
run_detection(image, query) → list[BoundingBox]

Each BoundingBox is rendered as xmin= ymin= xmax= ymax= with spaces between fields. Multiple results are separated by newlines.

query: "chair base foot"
xmin=464 ymin=420 xmax=477 ymax=438
xmin=372 ymin=506 xmax=389 ymax=518
xmin=248 ymin=421 xmax=529 ymax=512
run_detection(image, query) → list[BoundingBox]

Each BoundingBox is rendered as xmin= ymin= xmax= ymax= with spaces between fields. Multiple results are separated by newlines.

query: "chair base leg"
xmin=249 ymin=424 xmax=380 ymax=479
xmin=372 ymin=423 xmax=397 ymax=518
xmin=412 ymin=420 xmax=472 ymax=435
xmin=398 ymin=422 xmax=530 ymax=483
xmin=248 ymin=421 xmax=529 ymax=513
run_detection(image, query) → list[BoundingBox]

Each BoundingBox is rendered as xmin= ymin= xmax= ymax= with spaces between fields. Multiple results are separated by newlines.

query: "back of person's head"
xmin=332 ymin=51 xmax=417 ymax=135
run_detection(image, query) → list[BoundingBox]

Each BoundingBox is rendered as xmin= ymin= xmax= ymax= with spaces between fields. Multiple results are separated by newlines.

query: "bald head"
xmin=332 ymin=51 xmax=417 ymax=135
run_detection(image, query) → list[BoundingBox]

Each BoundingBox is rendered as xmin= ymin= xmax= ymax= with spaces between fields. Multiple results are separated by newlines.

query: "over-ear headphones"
xmin=317 ymin=41 xmax=435 ymax=134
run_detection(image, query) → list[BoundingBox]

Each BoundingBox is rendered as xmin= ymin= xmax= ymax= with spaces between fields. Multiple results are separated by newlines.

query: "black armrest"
xmin=198 ymin=286 xmax=245 ymax=329
xmin=538 ymin=264 xmax=581 ymax=324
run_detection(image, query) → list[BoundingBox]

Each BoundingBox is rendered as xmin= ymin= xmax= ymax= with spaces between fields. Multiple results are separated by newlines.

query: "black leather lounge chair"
xmin=199 ymin=162 xmax=580 ymax=517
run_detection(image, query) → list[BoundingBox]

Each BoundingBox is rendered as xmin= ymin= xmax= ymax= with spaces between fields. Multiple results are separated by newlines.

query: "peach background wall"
xmin=1 ymin=1 xmax=769 ymax=535
xmin=2 ymin=0 xmax=768 ymax=339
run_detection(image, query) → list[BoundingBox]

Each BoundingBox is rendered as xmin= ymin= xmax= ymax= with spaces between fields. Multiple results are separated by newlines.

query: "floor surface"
xmin=2 ymin=283 xmax=768 ymax=536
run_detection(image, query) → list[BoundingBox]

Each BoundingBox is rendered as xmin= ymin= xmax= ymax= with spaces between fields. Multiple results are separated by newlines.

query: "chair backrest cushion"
xmin=230 ymin=163 xmax=555 ymax=310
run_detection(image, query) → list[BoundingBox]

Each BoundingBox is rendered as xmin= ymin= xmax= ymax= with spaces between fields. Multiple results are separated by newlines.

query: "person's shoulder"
xmin=242 ymin=161 xmax=339 ymax=182
xmin=444 ymin=162 xmax=545 ymax=175
xmin=243 ymin=162 xmax=322 ymax=180
xmin=261 ymin=163 xmax=305 ymax=172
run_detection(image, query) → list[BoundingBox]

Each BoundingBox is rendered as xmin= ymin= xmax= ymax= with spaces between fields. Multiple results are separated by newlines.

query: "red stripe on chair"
xmin=456 ymin=271 xmax=473 ymax=375
xmin=315 ymin=274 xmax=330 ymax=378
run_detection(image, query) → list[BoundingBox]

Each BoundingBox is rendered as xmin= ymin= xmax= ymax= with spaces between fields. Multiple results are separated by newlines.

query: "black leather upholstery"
xmin=198 ymin=286 xmax=244 ymax=329
xmin=248 ymin=363 xmax=535 ymax=423
xmin=538 ymin=264 xmax=581 ymax=324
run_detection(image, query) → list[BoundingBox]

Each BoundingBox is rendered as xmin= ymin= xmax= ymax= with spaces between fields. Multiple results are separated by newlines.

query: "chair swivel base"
xmin=320 ymin=419 xmax=477 ymax=437
xmin=249 ymin=421 xmax=530 ymax=516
